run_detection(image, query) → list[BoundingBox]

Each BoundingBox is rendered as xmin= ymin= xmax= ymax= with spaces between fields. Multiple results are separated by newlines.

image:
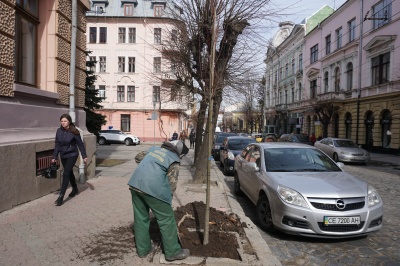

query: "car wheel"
xmin=98 ymin=137 xmax=106 ymax=145
xmin=333 ymin=153 xmax=339 ymax=162
xmin=125 ymin=138 xmax=133 ymax=146
xmin=256 ymin=195 xmax=274 ymax=232
xmin=233 ymin=172 xmax=242 ymax=196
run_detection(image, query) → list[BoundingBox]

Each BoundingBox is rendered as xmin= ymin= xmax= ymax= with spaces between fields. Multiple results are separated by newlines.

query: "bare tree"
xmin=161 ymin=0 xmax=279 ymax=182
xmin=312 ymin=99 xmax=340 ymax=138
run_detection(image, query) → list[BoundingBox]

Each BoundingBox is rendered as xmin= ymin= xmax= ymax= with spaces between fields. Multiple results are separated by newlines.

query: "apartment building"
xmin=303 ymin=0 xmax=399 ymax=152
xmin=0 ymin=0 xmax=96 ymax=212
xmin=86 ymin=0 xmax=191 ymax=143
xmin=265 ymin=6 xmax=334 ymax=135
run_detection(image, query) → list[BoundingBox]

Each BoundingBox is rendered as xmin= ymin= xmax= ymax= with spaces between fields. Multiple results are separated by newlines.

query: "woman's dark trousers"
xmin=60 ymin=156 xmax=78 ymax=196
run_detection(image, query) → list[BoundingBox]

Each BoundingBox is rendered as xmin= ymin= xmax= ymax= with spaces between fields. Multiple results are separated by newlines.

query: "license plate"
xmin=324 ymin=216 xmax=360 ymax=225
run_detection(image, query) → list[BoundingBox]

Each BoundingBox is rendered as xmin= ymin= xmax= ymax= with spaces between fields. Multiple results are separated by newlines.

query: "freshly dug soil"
xmin=80 ymin=201 xmax=251 ymax=263
xmin=150 ymin=201 xmax=247 ymax=260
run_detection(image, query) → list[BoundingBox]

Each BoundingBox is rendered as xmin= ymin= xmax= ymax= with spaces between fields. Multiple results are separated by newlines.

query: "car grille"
xmin=352 ymin=153 xmax=365 ymax=156
xmin=309 ymin=198 xmax=365 ymax=211
xmin=318 ymin=222 xmax=365 ymax=232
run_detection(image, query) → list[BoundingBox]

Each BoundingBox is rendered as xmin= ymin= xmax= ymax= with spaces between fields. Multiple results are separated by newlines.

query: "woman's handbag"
xmin=42 ymin=163 xmax=59 ymax=179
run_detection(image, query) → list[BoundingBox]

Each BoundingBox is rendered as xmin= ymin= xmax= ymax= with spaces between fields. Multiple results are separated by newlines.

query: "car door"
xmin=236 ymin=145 xmax=254 ymax=195
xmin=324 ymin=138 xmax=335 ymax=158
xmin=245 ymin=146 xmax=263 ymax=204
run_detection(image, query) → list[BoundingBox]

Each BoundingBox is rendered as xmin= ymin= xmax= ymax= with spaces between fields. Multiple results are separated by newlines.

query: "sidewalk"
xmin=0 ymin=145 xmax=281 ymax=266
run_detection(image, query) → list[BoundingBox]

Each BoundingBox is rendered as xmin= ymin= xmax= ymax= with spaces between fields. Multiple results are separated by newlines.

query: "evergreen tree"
xmin=84 ymin=51 xmax=106 ymax=136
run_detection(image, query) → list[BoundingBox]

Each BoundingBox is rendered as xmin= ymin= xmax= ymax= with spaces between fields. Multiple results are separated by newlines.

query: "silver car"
xmin=314 ymin=138 xmax=370 ymax=163
xmin=234 ymin=143 xmax=383 ymax=238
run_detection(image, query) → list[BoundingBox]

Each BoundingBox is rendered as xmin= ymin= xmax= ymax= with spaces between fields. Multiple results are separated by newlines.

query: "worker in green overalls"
xmin=128 ymin=140 xmax=189 ymax=261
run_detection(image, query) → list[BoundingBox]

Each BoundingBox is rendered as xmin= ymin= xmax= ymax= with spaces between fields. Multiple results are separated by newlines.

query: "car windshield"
xmin=264 ymin=148 xmax=341 ymax=172
xmin=216 ymin=134 xmax=234 ymax=142
xmin=228 ymin=139 xmax=255 ymax=150
xmin=334 ymin=140 xmax=358 ymax=148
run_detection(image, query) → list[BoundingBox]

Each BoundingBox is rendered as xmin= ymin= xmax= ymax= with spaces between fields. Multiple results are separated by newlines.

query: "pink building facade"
xmin=86 ymin=0 xmax=192 ymax=143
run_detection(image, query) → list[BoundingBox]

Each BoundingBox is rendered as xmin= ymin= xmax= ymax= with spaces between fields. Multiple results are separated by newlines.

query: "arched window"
xmin=334 ymin=67 xmax=340 ymax=92
xmin=347 ymin=63 xmax=353 ymax=90
xmin=381 ymin=110 xmax=392 ymax=148
xmin=344 ymin=112 xmax=352 ymax=139
xmin=324 ymin=71 xmax=329 ymax=93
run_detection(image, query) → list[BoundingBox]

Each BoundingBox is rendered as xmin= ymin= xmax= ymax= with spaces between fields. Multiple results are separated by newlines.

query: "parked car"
xmin=212 ymin=132 xmax=237 ymax=161
xmin=219 ymin=136 xmax=257 ymax=175
xmin=278 ymin=133 xmax=291 ymax=142
xmin=279 ymin=133 xmax=313 ymax=145
xmin=314 ymin=138 xmax=370 ymax=164
xmin=98 ymin=130 xmax=140 ymax=146
xmin=234 ymin=142 xmax=383 ymax=238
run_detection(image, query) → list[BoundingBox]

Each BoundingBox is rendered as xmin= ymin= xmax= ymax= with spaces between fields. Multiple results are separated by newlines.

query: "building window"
xmin=99 ymin=56 xmax=106 ymax=72
xmin=284 ymin=90 xmax=288 ymax=104
xmin=373 ymin=0 xmax=391 ymax=29
xmin=129 ymin=28 xmax=136 ymax=43
xmin=124 ymin=4 xmax=134 ymax=16
xmin=298 ymin=83 xmax=302 ymax=101
xmin=118 ymin=57 xmax=125 ymax=72
xmin=285 ymin=63 xmax=288 ymax=77
xmin=89 ymin=56 xmax=96 ymax=72
xmin=310 ymin=44 xmax=318 ymax=63
xmin=346 ymin=62 xmax=353 ymax=90
xmin=128 ymin=57 xmax=135 ymax=73
xmin=153 ymin=57 xmax=161 ymax=73
xmin=291 ymin=58 xmax=295 ymax=74
xmin=171 ymin=29 xmax=177 ymax=43
xmin=171 ymin=86 xmax=181 ymax=101
xmin=121 ymin=114 xmax=130 ymax=132
xmin=310 ymin=80 xmax=317 ymax=99
xmin=154 ymin=28 xmax=161 ymax=44
xmin=89 ymin=27 xmax=97 ymax=43
xmin=15 ymin=0 xmax=39 ymax=85
xmin=336 ymin=27 xmax=342 ymax=49
xmin=325 ymin=34 xmax=331 ymax=55
xmin=117 ymin=86 xmax=125 ymax=102
xmin=348 ymin=19 xmax=356 ymax=42
xmin=153 ymin=86 xmax=160 ymax=102
xmin=118 ymin=27 xmax=126 ymax=43
xmin=372 ymin=52 xmax=390 ymax=85
xmin=279 ymin=91 xmax=283 ymax=104
xmin=99 ymin=27 xmax=107 ymax=43
xmin=324 ymin=71 xmax=329 ymax=93
xmin=127 ymin=86 xmax=135 ymax=102
xmin=299 ymin=54 xmax=303 ymax=69
xmin=154 ymin=5 xmax=164 ymax=17
xmin=291 ymin=88 xmax=294 ymax=103
xmin=98 ymin=85 xmax=105 ymax=99
xmin=334 ymin=67 xmax=340 ymax=92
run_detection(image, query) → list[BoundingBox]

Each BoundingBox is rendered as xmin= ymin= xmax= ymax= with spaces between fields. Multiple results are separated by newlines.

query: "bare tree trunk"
xmin=194 ymin=99 xmax=208 ymax=163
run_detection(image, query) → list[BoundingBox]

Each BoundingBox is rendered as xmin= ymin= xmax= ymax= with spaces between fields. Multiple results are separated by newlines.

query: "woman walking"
xmin=52 ymin=114 xmax=87 ymax=206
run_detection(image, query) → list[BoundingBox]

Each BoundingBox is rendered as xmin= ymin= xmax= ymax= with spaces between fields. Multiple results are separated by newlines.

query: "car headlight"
xmin=277 ymin=186 xmax=309 ymax=208
xmin=227 ymin=151 xmax=235 ymax=160
xmin=214 ymin=145 xmax=220 ymax=149
xmin=368 ymin=185 xmax=381 ymax=207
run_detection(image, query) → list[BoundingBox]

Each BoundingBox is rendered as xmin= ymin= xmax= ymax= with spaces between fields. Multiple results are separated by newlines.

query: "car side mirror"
xmin=336 ymin=162 xmax=345 ymax=169
xmin=246 ymin=162 xmax=259 ymax=172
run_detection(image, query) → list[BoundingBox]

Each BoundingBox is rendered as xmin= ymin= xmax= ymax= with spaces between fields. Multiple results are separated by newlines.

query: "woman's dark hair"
xmin=60 ymin=114 xmax=80 ymax=135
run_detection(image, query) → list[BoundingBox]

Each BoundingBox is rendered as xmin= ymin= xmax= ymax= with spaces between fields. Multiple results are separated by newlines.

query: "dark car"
xmin=212 ymin=132 xmax=237 ymax=161
xmin=220 ymin=136 xmax=257 ymax=175
xmin=279 ymin=133 xmax=313 ymax=145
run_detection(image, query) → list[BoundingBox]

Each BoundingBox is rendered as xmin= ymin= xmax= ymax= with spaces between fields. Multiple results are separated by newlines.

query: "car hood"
xmin=268 ymin=172 xmax=367 ymax=198
xmin=126 ymin=134 xmax=139 ymax=139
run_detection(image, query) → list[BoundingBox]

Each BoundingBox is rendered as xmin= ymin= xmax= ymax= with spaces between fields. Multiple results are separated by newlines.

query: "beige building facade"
xmin=0 ymin=0 xmax=96 ymax=212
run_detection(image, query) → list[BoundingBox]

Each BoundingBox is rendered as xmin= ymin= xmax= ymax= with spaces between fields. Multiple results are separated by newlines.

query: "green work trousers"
xmin=130 ymin=190 xmax=181 ymax=257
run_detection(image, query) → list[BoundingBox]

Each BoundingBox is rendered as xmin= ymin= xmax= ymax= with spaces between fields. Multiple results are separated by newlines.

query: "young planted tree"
xmin=312 ymin=100 xmax=340 ymax=138
xmin=84 ymin=52 xmax=106 ymax=136
xmin=162 ymin=0 xmax=277 ymax=183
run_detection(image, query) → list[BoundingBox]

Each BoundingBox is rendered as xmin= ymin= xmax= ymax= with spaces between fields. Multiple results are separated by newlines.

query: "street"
xmin=222 ymin=161 xmax=400 ymax=265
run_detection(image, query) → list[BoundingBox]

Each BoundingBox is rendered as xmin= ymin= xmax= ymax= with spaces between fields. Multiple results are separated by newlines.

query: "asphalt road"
xmin=221 ymin=162 xmax=400 ymax=266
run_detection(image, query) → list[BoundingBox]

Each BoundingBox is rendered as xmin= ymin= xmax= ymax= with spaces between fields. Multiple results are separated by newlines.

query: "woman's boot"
xmin=68 ymin=187 xmax=78 ymax=197
xmin=55 ymin=195 xmax=64 ymax=206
